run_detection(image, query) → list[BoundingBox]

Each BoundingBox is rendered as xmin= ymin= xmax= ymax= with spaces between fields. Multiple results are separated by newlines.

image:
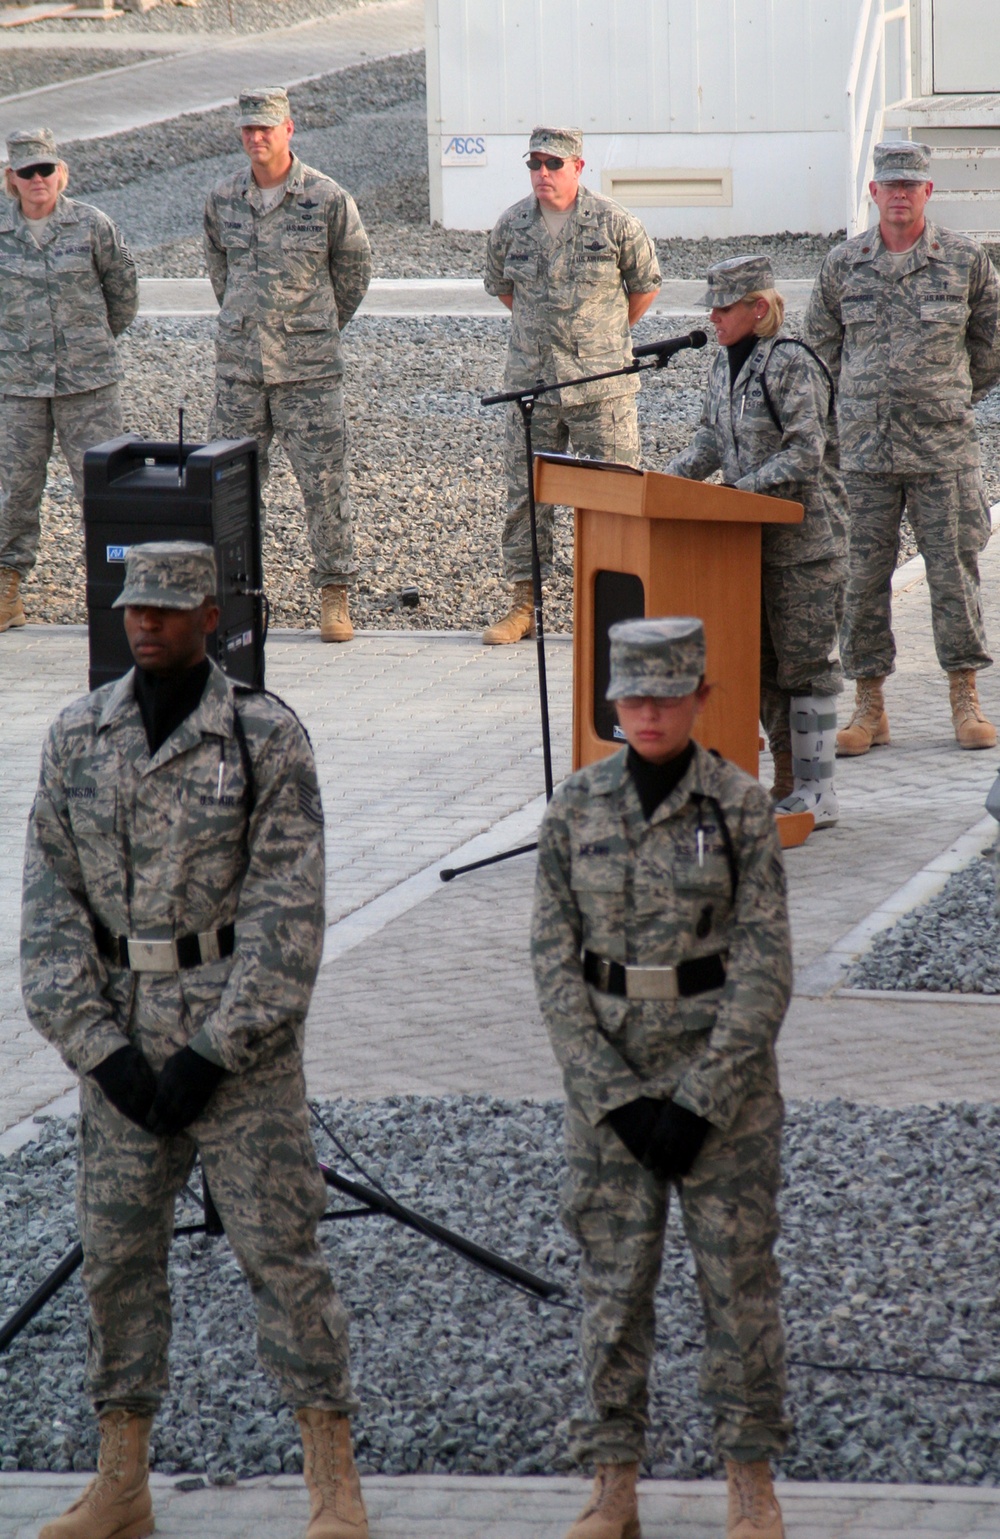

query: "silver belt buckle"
xmin=123 ymin=938 xmax=179 ymax=974
xmin=197 ymin=929 xmax=222 ymax=963
xmin=625 ymin=965 xmax=679 ymax=1002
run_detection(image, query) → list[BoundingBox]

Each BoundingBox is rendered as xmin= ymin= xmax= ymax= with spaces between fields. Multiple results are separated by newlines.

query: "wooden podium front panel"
xmin=574 ymin=508 xmax=761 ymax=777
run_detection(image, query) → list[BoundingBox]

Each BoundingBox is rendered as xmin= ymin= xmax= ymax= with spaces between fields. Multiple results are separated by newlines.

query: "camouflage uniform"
xmin=484 ymin=187 xmax=660 ymax=580
xmin=21 ymin=657 xmax=356 ymax=1416
xmin=204 ymin=151 xmax=371 ymax=589
xmin=805 ymin=218 xmax=1000 ymax=678
xmin=0 ymin=190 xmax=137 ymax=574
xmin=667 ymin=329 xmax=847 ymax=755
xmin=531 ymin=740 xmax=792 ymax=1466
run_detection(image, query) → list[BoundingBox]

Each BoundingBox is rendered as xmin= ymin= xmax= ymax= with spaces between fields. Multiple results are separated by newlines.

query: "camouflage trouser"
xmin=759 ymin=557 xmax=846 ymax=756
xmin=77 ymin=1061 xmax=357 ymax=1418
xmin=0 ymin=385 xmax=123 ymax=574
xmin=841 ymin=468 xmax=992 ymax=677
xmin=561 ymin=1085 xmax=789 ymax=1467
xmin=211 ymin=377 xmax=356 ymax=588
xmin=501 ymin=395 xmax=640 ymax=582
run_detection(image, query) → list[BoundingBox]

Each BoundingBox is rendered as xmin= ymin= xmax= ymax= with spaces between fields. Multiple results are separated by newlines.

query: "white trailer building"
xmin=424 ymin=1 xmax=1000 ymax=240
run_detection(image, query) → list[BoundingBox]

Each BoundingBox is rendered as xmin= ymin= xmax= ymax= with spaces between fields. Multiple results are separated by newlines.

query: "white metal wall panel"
xmin=434 ymin=0 xmax=857 ymax=137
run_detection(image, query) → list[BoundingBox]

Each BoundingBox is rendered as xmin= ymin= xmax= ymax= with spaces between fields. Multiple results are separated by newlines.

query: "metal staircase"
xmin=884 ymin=95 xmax=1000 ymax=240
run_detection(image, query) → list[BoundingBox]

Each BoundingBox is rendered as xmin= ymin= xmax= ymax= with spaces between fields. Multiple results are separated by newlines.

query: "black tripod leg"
xmin=202 ymin=1168 xmax=224 ymax=1237
xmin=0 ymin=1243 xmax=83 ymax=1354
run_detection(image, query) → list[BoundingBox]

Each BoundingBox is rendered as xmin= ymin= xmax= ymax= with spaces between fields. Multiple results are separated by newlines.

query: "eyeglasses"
xmin=527 ymin=155 xmax=566 ymax=172
xmin=14 ymin=164 xmax=57 ymax=181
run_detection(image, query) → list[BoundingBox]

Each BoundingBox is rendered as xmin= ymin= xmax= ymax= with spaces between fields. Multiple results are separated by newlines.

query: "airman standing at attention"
xmin=532 ymin=617 xmax=792 ymax=1539
xmin=0 ymin=126 xmax=137 ymax=632
xmin=483 ymin=127 xmax=660 ymax=644
xmin=806 ymin=140 xmax=1000 ymax=753
xmin=205 ymin=87 xmax=371 ymax=644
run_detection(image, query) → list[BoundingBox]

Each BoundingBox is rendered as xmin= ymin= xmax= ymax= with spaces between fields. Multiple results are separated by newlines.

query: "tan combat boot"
xmin=297 ymin=1408 xmax=368 ymax=1539
xmin=835 ymin=676 xmax=890 ymax=757
xmin=725 ymin=1460 xmax=784 ymax=1539
xmin=482 ymin=580 xmax=535 ymax=645
xmin=320 ymin=585 xmax=354 ymax=643
xmin=768 ymin=751 xmax=793 ymax=802
xmin=0 ymin=566 xmax=26 ymax=632
xmin=563 ymin=1462 xmax=640 ymax=1539
xmin=948 ymin=669 xmax=997 ymax=749
xmin=39 ymin=1409 xmax=154 ymax=1539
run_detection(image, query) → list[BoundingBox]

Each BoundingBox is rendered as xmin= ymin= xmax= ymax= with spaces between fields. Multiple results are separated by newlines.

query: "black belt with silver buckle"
xmin=94 ymin=920 xmax=235 ymax=973
xmin=583 ymin=949 xmax=726 ymax=1001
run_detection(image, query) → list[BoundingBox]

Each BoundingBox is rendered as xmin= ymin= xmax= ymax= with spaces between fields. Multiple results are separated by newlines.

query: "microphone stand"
xmin=441 ymin=347 xmax=691 ymax=883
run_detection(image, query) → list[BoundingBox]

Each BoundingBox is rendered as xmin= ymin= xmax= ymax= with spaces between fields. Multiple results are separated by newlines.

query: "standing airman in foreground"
xmin=806 ymin=140 xmax=1000 ymax=753
xmin=205 ymin=86 xmax=371 ymax=643
xmin=483 ymin=127 xmax=660 ymax=644
xmin=0 ymin=126 xmax=137 ymax=632
xmin=532 ymin=617 xmax=791 ymax=1539
xmin=22 ymin=542 xmax=367 ymax=1539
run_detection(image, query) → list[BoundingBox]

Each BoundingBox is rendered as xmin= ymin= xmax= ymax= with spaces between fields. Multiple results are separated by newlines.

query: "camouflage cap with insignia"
xmin=237 ymin=86 xmax=291 ymax=128
xmin=606 ymin=617 xmax=706 ymax=700
xmin=872 ymin=140 xmax=932 ymax=183
xmin=526 ymin=126 xmax=583 ymax=160
xmin=6 ymin=127 xmax=59 ymax=172
xmin=700 ymin=254 xmax=774 ymax=309
xmin=112 ymin=541 xmax=218 ymax=611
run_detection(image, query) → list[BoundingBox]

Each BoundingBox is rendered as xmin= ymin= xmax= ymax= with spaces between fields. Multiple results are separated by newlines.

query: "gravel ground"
xmin=12 ymin=0 xmax=380 ymax=37
xmin=848 ymin=850 xmax=1000 ymax=993
xmin=2 ymin=1098 xmax=1000 ymax=1485
xmin=0 ymin=50 xmax=161 ymax=98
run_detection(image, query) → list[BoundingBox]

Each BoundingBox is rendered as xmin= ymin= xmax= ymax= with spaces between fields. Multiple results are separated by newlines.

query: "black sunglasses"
xmin=527 ymin=155 xmax=565 ymax=172
xmin=14 ymin=164 xmax=57 ymax=180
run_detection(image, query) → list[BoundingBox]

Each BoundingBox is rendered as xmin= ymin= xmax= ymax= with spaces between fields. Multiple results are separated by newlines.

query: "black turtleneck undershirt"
xmin=727 ymin=333 xmax=757 ymax=385
xmin=626 ymin=741 xmax=695 ymax=821
xmin=133 ymin=657 xmax=211 ymax=756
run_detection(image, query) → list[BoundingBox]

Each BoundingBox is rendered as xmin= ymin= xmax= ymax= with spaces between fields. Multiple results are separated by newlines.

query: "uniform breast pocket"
xmin=920 ymin=299 xmax=968 ymax=328
xmin=671 ymin=854 xmax=733 ymax=928
xmin=67 ymin=787 xmax=117 ymax=839
xmin=503 ymin=252 xmax=538 ymax=283
xmin=221 ymin=226 xmax=252 ymax=251
xmin=571 ymin=852 xmax=626 ymax=950
xmin=282 ymin=229 xmax=328 ymax=254
xmin=841 ymin=297 xmax=877 ymax=327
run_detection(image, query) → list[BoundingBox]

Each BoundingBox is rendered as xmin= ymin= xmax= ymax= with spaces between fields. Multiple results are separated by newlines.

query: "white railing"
xmin=846 ymin=0 xmax=912 ymax=236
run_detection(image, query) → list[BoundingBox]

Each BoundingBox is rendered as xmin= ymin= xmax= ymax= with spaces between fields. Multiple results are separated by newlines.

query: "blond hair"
xmin=4 ymin=161 xmax=69 ymax=201
xmin=747 ymin=288 xmax=785 ymax=338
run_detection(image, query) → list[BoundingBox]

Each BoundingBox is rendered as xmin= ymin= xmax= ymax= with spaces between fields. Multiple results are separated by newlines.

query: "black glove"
xmin=145 ymin=1046 xmax=227 ymax=1137
xmin=605 ymin=1096 xmax=664 ymax=1165
xmin=89 ymin=1044 xmax=158 ymax=1130
xmin=607 ymin=1096 xmax=710 ymax=1179
xmin=646 ymin=1100 xmax=710 ymax=1178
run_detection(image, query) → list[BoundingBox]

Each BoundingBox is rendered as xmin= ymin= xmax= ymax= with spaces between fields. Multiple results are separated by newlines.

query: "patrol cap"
xmin=700 ymin=254 xmax=774 ymax=309
xmin=872 ymin=140 xmax=932 ymax=183
xmin=606 ymin=617 xmax=706 ymax=701
xmin=6 ymin=127 xmax=59 ymax=172
xmin=526 ymin=126 xmax=583 ymax=160
xmin=237 ymin=86 xmax=291 ymax=128
xmin=112 ymin=541 xmax=218 ymax=611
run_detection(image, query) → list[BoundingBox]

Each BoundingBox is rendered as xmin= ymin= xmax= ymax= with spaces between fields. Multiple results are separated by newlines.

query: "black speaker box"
xmin=83 ymin=435 xmax=265 ymax=692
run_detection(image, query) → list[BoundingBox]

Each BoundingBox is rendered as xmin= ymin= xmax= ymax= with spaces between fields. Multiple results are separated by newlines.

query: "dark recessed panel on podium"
xmin=83 ymin=436 xmax=264 ymax=692
xmin=534 ymin=454 xmax=815 ymax=847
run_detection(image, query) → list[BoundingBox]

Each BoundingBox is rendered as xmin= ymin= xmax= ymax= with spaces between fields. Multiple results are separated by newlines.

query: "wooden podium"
xmin=534 ymin=455 xmax=814 ymax=847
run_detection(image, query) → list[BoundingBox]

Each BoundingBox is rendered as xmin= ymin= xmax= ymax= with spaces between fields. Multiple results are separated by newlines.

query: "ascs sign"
xmin=441 ymin=135 xmax=487 ymax=167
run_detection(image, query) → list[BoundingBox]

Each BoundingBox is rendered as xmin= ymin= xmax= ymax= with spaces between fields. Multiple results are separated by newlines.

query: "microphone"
xmin=632 ymin=329 xmax=709 ymax=361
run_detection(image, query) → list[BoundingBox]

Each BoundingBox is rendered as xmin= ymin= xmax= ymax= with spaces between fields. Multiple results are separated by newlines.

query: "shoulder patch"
xmin=298 ymin=780 xmax=324 ymax=826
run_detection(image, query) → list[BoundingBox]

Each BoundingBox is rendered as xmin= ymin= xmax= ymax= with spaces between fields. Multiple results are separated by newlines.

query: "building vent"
xmin=601 ymin=167 xmax=733 ymax=208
